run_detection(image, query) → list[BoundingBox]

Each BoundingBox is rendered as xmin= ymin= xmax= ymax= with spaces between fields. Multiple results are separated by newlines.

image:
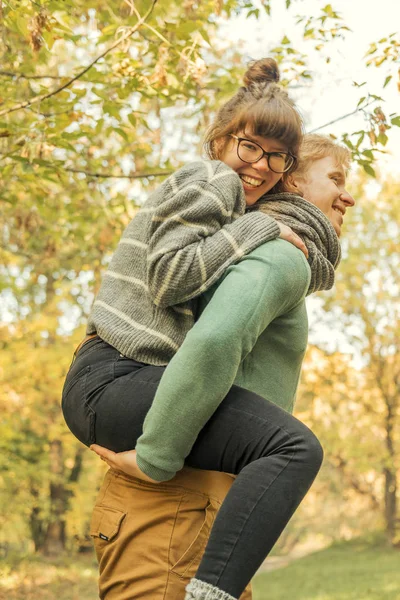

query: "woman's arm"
xmin=146 ymin=161 xmax=281 ymax=308
xmin=136 ymin=240 xmax=310 ymax=481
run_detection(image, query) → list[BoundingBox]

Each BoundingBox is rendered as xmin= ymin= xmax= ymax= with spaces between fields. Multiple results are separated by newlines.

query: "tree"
xmin=1 ymin=0 xmax=399 ymax=553
xmin=297 ymin=176 xmax=400 ymax=546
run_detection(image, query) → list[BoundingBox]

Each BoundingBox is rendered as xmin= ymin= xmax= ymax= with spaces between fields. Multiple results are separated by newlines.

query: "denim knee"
xmin=301 ymin=426 xmax=324 ymax=476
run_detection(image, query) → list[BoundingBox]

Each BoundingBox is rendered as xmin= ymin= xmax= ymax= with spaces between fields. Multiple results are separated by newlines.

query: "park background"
xmin=0 ymin=0 xmax=399 ymax=598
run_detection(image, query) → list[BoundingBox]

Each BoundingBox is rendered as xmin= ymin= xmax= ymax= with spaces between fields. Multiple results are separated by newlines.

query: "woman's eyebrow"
xmin=244 ymin=133 xmax=287 ymax=152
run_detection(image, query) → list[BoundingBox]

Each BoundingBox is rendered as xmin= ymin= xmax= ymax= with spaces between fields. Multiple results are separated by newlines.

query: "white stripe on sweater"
xmin=151 ymin=183 xmax=232 ymax=221
xmin=211 ymin=169 xmax=239 ymax=183
xmin=154 ymin=252 xmax=181 ymax=306
xmin=172 ymin=306 xmax=194 ymax=316
xmin=152 ymin=215 xmax=210 ymax=235
xmin=196 ymin=244 xmax=207 ymax=284
xmin=169 ymin=173 xmax=179 ymax=195
xmin=120 ymin=239 xmax=148 ymax=249
xmin=105 ymin=270 xmax=148 ymax=290
xmin=189 ymin=185 xmax=232 ymax=217
xmin=205 ymin=161 xmax=214 ymax=181
xmin=221 ymin=229 xmax=245 ymax=257
xmin=94 ymin=301 xmax=180 ymax=351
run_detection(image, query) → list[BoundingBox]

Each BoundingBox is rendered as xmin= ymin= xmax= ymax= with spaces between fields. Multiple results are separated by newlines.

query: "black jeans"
xmin=62 ymin=337 xmax=323 ymax=598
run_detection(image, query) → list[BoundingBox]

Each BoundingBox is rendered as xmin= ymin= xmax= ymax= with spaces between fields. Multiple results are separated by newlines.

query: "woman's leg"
xmin=63 ymin=341 xmax=322 ymax=599
xmin=184 ymin=384 xmax=323 ymax=599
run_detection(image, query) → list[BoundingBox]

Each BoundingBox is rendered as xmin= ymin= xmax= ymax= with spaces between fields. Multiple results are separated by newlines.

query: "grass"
xmin=1 ymin=535 xmax=399 ymax=600
xmin=253 ymin=535 xmax=400 ymax=600
xmin=0 ymin=551 xmax=99 ymax=600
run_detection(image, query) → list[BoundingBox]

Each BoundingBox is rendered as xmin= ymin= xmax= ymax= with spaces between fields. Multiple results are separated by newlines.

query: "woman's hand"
xmin=276 ymin=221 xmax=308 ymax=259
xmin=90 ymin=444 xmax=159 ymax=484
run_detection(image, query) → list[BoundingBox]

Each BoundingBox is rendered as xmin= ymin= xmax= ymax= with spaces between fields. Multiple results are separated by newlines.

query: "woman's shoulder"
xmin=173 ymin=159 xmax=239 ymax=186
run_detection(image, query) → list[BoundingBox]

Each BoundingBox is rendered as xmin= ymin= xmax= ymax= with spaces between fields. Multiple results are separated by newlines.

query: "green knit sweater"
xmin=136 ymin=239 xmax=311 ymax=481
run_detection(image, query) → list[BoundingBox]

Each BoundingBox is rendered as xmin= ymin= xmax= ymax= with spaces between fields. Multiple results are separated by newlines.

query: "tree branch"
xmin=309 ymin=99 xmax=377 ymax=133
xmin=0 ymin=71 xmax=63 ymax=80
xmin=0 ymin=0 xmax=158 ymax=117
xmin=65 ymin=166 xmax=172 ymax=179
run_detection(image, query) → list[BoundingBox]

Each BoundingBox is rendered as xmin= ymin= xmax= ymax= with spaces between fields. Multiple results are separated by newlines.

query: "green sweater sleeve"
xmin=135 ymin=239 xmax=310 ymax=481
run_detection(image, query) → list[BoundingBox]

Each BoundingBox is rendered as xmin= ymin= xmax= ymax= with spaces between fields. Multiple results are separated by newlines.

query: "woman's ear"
xmin=214 ymin=136 xmax=231 ymax=159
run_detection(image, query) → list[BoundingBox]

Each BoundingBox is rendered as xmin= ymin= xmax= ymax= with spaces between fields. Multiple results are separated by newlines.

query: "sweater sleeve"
xmin=146 ymin=161 xmax=280 ymax=308
xmin=135 ymin=240 xmax=310 ymax=481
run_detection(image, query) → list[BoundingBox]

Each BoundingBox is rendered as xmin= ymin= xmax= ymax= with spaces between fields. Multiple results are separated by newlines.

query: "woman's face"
xmin=291 ymin=155 xmax=355 ymax=237
xmin=219 ymin=132 xmax=287 ymax=206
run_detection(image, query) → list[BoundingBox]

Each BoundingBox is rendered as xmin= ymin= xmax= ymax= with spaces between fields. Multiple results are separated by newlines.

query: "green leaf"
xmin=377 ymin=133 xmax=388 ymax=146
xmin=114 ymin=128 xmax=129 ymax=142
xmin=361 ymin=162 xmax=376 ymax=177
xmin=383 ymin=75 xmax=392 ymax=88
xmin=390 ymin=116 xmax=400 ymax=127
xmin=362 ymin=149 xmax=373 ymax=159
xmin=357 ymin=96 xmax=366 ymax=108
xmin=282 ymin=35 xmax=290 ymax=44
xmin=127 ymin=114 xmax=137 ymax=128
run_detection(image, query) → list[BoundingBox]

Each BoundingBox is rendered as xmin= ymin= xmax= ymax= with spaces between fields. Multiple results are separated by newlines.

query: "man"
xmin=90 ymin=134 xmax=354 ymax=600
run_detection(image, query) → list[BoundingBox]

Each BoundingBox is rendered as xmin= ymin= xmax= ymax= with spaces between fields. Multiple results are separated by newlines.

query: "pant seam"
xmin=163 ymin=493 xmax=185 ymax=599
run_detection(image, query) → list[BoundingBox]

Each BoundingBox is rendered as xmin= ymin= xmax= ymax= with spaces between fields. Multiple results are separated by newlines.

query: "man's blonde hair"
xmin=295 ymin=133 xmax=352 ymax=178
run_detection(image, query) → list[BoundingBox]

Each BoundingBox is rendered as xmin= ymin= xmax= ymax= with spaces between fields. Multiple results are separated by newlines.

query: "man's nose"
xmin=340 ymin=189 xmax=355 ymax=206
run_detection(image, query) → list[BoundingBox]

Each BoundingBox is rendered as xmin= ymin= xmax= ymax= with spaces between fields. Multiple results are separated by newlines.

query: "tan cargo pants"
xmin=90 ymin=467 xmax=252 ymax=599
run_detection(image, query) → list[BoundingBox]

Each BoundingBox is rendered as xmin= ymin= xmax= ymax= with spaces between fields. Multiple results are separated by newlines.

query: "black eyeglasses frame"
xmin=230 ymin=134 xmax=296 ymax=174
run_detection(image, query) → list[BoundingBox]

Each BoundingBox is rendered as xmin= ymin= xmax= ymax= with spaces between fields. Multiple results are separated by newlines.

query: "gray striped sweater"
xmin=86 ymin=160 xmax=280 ymax=365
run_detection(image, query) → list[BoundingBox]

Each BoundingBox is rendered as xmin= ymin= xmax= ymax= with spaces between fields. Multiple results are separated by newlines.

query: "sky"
xmin=220 ymin=0 xmax=400 ymax=177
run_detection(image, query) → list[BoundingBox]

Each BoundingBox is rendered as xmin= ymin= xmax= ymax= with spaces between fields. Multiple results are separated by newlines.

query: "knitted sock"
xmin=184 ymin=578 xmax=237 ymax=600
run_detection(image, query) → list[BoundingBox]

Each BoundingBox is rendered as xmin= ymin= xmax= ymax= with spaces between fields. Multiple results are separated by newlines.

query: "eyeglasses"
xmin=230 ymin=135 xmax=296 ymax=174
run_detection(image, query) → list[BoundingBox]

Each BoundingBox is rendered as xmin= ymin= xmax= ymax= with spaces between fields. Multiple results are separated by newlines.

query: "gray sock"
xmin=184 ymin=578 xmax=237 ymax=600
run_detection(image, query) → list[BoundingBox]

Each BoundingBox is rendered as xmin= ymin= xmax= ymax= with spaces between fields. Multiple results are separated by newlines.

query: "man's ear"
xmin=284 ymin=174 xmax=303 ymax=195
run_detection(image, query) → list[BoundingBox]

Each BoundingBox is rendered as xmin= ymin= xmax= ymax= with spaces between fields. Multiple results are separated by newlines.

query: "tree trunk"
xmin=42 ymin=439 xmax=67 ymax=556
xmin=384 ymin=467 xmax=399 ymax=545
xmin=29 ymin=483 xmax=45 ymax=552
xmin=384 ymin=401 xmax=399 ymax=546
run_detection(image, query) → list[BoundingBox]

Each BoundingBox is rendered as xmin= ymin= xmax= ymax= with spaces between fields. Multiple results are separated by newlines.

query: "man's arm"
xmin=136 ymin=240 xmax=310 ymax=481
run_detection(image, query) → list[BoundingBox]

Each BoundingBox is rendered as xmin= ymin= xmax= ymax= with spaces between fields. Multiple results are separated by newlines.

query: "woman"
xmin=62 ymin=56 xmax=306 ymax=449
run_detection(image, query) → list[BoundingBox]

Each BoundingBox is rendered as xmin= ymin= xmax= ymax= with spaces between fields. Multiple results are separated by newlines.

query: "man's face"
xmin=292 ymin=155 xmax=355 ymax=237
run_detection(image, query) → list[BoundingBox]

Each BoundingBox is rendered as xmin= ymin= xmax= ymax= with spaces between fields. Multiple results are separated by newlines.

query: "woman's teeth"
xmin=240 ymin=175 xmax=263 ymax=188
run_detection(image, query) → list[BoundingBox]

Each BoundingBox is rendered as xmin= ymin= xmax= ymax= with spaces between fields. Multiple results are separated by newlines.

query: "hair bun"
xmin=243 ymin=58 xmax=280 ymax=88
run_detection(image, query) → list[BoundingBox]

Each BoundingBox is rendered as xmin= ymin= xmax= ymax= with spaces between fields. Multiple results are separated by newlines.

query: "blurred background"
xmin=0 ymin=1 xmax=399 ymax=598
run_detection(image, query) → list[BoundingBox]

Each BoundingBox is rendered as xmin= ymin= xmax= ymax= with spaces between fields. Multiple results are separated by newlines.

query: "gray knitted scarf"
xmin=251 ymin=192 xmax=341 ymax=295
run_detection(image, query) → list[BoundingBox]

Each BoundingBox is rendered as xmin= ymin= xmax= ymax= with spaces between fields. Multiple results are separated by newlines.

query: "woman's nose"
xmin=252 ymin=156 xmax=270 ymax=172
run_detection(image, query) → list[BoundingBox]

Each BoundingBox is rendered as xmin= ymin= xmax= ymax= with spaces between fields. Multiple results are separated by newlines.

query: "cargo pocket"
xmin=90 ymin=505 xmax=126 ymax=544
xmin=170 ymin=498 xmax=217 ymax=578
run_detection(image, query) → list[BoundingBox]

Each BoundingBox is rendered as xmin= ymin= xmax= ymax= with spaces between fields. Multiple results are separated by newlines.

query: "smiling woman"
xmin=221 ymin=133 xmax=296 ymax=205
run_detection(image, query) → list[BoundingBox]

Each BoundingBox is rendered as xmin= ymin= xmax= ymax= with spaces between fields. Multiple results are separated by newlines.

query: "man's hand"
xmin=90 ymin=444 xmax=159 ymax=484
xmin=276 ymin=221 xmax=308 ymax=259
